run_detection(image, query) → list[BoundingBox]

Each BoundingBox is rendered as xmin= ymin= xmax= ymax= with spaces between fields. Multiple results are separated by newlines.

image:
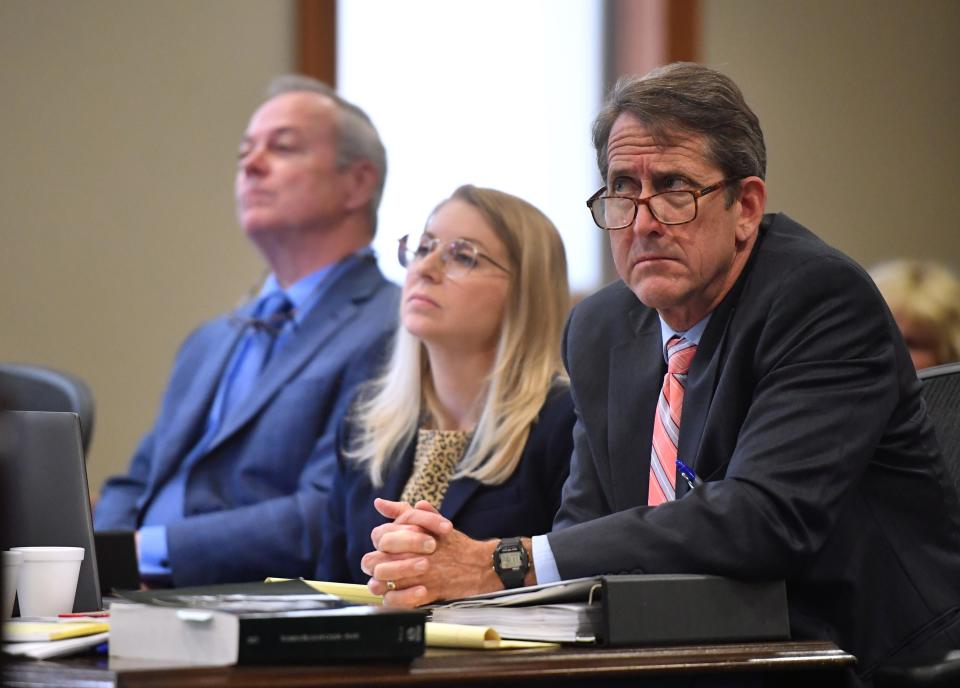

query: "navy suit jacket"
xmin=94 ymin=254 xmax=400 ymax=585
xmin=550 ymin=214 xmax=960 ymax=680
xmin=318 ymin=385 xmax=575 ymax=584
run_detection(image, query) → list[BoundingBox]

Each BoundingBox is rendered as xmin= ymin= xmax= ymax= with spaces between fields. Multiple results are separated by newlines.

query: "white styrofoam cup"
xmin=10 ymin=546 xmax=85 ymax=617
xmin=2 ymin=550 xmax=24 ymax=617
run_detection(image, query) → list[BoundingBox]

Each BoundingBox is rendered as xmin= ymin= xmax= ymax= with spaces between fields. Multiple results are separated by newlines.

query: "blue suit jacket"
xmin=550 ymin=214 xmax=960 ymax=679
xmin=317 ymin=385 xmax=575 ymax=584
xmin=94 ymin=254 xmax=400 ymax=585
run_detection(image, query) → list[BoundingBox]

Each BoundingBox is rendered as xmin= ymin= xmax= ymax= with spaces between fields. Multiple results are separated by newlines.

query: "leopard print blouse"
xmin=400 ymin=429 xmax=472 ymax=508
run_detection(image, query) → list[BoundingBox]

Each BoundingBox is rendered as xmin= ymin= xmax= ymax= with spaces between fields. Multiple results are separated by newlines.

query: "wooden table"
xmin=4 ymin=640 xmax=855 ymax=687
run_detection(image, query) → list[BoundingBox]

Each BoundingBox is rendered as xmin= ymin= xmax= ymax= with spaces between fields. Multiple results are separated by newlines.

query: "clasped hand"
xmin=362 ymin=498 xmax=498 ymax=607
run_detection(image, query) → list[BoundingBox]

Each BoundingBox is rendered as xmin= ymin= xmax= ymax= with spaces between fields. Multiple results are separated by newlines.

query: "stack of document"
xmin=429 ymin=578 xmax=602 ymax=644
xmin=430 ymin=603 xmax=599 ymax=643
xmin=3 ymin=619 xmax=109 ymax=659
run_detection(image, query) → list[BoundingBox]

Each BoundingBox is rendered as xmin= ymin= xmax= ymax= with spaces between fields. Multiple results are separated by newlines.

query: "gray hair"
xmin=592 ymin=63 xmax=766 ymax=203
xmin=265 ymin=75 xmax=387 ymax=235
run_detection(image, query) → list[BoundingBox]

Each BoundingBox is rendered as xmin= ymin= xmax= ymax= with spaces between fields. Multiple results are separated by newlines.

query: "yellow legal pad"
xmin=264 ymin=577 xmax=383 ymax=606
xmin=3 ymin=620 xmax=110 ymax=642
xmin=426 ymin=622 xmax=556 ymax=650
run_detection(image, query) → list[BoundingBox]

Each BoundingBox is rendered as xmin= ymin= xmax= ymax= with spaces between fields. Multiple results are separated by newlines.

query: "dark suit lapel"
xmin=441 ymin=476 xmax=482 ymax=521
xmin=676 ymin=225 xmax=763 ymax=496
xmin=380 ymin=434 xmax=481 ymax=520
xmin=607 ymin=305 xmax=663 ymax=511
xmin=675 ymin=306 xmax=729 ymax=498
xmin=382 ymin=441 xmax=417 ymax=501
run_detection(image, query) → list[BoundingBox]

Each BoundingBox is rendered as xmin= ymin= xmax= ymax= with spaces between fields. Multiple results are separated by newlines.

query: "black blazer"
xmin=318 ymin=385 xmax=575 ymax=584
xmin=549 ymin=213 xmax=960 ymax=679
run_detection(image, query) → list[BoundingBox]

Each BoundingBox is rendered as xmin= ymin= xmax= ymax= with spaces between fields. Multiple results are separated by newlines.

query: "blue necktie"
xmin=220 ymin=291 xmax=294 ymax=420
xmin=140 ymin=291 xmax=294 ymax=532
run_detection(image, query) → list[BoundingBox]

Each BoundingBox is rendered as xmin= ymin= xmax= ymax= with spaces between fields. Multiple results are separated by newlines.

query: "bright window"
xmin=338 ymin=0 xmax=604 ymax=292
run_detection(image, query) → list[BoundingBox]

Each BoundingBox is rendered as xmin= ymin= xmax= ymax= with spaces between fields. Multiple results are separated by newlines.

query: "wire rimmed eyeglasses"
xmin=398 ymin=235 xmax=511 ymax=279
xmin=586 ymin=178 xmax=742 ymax=230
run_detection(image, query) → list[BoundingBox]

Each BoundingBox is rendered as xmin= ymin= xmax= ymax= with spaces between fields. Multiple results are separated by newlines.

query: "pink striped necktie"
xmin=648 ymin=336 xmax=698 ymax=506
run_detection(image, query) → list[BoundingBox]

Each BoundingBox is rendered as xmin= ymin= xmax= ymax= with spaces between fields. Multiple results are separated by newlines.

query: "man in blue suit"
xmin=94 ymin=76 xmax=399 ymax=586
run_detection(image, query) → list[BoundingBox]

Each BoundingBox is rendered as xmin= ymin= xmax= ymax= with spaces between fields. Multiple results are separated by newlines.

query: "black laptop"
xmin=0 ymin=411 xmax=138 ymax=612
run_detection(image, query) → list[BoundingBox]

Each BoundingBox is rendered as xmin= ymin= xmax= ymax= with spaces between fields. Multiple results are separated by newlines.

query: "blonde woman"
xmin=871 ymin=259 xmax=960 ymax=370
xmin=317 ymin=185 xmax=575 ymax=583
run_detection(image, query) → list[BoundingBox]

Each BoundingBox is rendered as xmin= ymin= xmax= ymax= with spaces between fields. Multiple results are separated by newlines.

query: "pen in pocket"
xmin=676 ymin=459 xmax=703 ymax=489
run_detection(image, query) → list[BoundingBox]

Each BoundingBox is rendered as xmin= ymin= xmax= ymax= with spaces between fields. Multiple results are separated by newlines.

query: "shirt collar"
xmin=256 ymin=246 xmax=374 ymax=325
xmin=658 ymin=312 xmax=711 ymax=363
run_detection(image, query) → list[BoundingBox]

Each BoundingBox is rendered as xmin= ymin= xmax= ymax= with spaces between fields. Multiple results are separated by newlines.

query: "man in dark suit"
xmin=94 ymin=76 xmax=399 ymax=586
xmin=360 ymin=63 xmax=960 ymax=682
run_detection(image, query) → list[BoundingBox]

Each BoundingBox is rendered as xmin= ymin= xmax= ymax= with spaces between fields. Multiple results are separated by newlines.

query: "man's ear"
xmin=342 ymin=160 xmax=380 ymax=213
xmin=735 ymin=176 xmax=767 ymax=243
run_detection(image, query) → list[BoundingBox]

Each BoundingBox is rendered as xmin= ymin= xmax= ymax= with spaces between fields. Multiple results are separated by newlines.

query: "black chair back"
xmin=874 ymin=364 xmax=960 ymax=686
xmin=919 ymin=362 xmax=960 ymax=501
xmin=0 ymin=363 xmax=95 ymax=455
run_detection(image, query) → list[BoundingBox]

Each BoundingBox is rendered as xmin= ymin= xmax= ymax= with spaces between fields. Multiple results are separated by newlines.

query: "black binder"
xmin=596 ymin=574 xmax=789 ymax=646
xmin=431 ymin=574 xmax=789 ymax=647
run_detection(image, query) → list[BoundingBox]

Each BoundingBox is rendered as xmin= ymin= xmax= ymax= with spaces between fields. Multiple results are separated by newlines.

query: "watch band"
xmin=493 ymin=537 xmax=529 ymax=590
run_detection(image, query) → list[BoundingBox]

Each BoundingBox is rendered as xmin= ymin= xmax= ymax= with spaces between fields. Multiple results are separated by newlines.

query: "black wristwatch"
xmin=493 ymin=537 xmax=529 ymax=589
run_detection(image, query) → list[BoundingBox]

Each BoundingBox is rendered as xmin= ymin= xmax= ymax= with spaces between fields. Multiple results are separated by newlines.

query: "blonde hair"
xmin=347 ymin=185 xmax=570 ymax=487
xmin=871 ymin=259 xmax=960 ymax=365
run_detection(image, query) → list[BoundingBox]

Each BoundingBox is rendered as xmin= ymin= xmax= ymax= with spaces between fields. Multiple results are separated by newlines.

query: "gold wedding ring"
xmin=386 ymin=580 xmax=397 ymax=591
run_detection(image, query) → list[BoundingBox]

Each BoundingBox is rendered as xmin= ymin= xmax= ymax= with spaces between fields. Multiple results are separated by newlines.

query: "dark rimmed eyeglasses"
xmin=586 ymin=178 xmax=742 ymax=230
xmin=398 ymin=235 xmax=511 ymax=279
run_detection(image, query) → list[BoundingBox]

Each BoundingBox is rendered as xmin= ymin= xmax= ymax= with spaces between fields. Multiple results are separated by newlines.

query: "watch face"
xmin=500 ymin=551 xmax=523 ymax=569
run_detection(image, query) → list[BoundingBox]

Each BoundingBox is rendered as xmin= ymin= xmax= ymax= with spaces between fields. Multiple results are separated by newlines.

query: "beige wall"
xmin=0 ymin=1 xmax=294 ymax=491
xmin=701 ymin=0 xmax=960 ymax=267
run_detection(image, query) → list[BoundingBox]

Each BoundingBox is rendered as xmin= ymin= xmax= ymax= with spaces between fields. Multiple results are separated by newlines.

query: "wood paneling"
xmin=607 ymin=0 xmax=699 ymax=79
xmin=668 ymin=0 xmax=699 ymax=62
xmin=297 ymin=0 xmax=336 ymax=85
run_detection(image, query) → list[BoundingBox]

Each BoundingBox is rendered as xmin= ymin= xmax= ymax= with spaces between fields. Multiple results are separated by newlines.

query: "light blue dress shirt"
xmin=531 ymin=312 xmax=712 ymax=584
xmin=138 ymin=250 xmax=371 ymax=581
